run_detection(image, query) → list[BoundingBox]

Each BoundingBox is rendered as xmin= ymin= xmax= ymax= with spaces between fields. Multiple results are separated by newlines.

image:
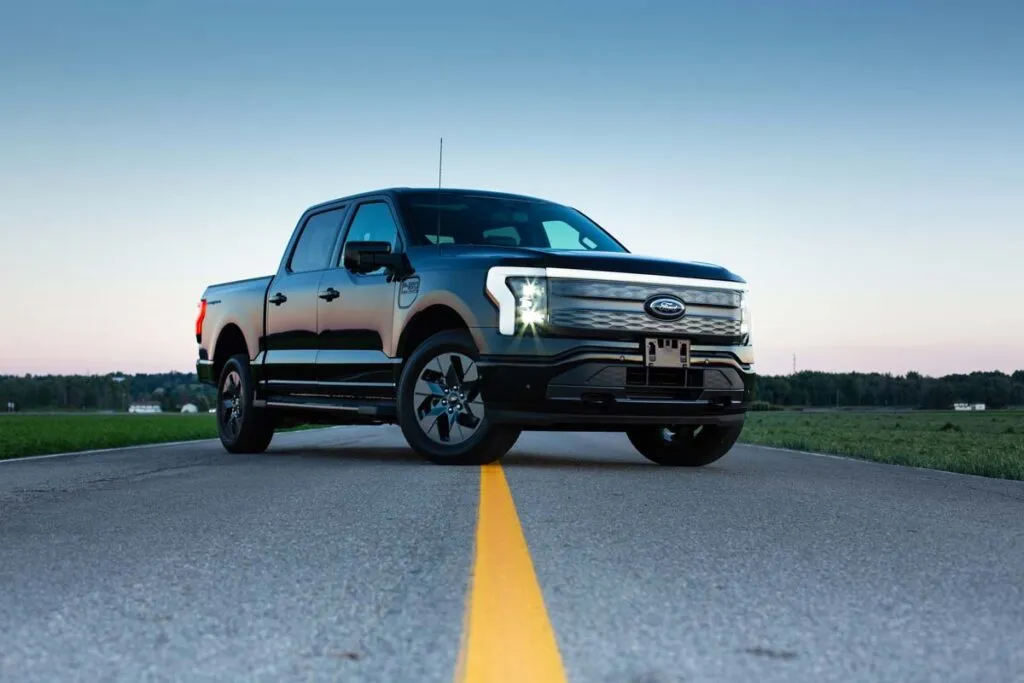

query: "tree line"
xmin=754 ymin=370 xmax=1024 ymax=409
xmin=0 ymin=372 xmax=216 ymax=413
xmin=1 ymin=368 xmax=1022 ymax=413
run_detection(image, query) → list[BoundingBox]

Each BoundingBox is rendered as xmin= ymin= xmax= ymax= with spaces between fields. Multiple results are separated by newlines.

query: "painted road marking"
xmin=455 ymin=463 xmax=568 ymax=683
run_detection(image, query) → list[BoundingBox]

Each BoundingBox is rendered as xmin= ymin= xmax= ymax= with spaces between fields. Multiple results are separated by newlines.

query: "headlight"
xmin=485 ymin=266 xmax=548 ymax=335
xmin=507 ymin=276 xmax=548 ymax=326
xmin=739 ymin=291 xmax=751 ymax=337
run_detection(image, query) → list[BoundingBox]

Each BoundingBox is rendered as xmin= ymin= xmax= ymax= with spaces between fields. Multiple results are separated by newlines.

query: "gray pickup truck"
xmin=195 ymin=187 xmax=754 ymax=465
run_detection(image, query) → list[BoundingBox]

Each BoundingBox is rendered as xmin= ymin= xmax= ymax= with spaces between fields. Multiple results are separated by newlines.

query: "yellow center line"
xmin=454 ymin=463 xmax=568 ymax=683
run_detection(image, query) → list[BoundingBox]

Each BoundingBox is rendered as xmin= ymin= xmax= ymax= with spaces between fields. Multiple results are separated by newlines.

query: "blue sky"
xmin=1 ymin=0 xmax=1021 ymax=376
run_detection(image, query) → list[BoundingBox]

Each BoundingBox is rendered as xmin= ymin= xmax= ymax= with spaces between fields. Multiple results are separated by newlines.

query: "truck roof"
xmin=305 ymin=187 xmax=557 ymax=213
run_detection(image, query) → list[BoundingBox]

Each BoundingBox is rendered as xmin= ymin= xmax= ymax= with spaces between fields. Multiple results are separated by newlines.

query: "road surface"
xmin=1 ymin=427 xmax=1022 ymax=682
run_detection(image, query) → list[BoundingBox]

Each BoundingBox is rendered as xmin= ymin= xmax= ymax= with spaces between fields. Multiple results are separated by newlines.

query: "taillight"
xmin=195 ymin=299 xmax=207 ymax=343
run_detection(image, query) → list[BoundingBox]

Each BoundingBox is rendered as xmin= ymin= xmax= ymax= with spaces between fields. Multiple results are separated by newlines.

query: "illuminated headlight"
xmin=507 ymin=277 xmax=548 ymax=326
xmin=739 ymin=291 xmax=751 ymax=336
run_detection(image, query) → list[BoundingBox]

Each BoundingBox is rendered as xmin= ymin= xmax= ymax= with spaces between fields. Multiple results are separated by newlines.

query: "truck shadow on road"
xmin=265 ymin=444 xmax=731 ymax=473
xmin=501 ymin=451 xmax=658 ymax=470
xmin=502 ymin=451 xmax=737 ymax=474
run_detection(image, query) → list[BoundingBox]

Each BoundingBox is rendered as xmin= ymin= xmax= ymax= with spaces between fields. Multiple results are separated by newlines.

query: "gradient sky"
xmin=1 ymin=0 xmax=1021 ymax=377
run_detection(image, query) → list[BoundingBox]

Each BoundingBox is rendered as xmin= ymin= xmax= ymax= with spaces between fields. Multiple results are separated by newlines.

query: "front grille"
xmin=547 ymin=277 xmax=743 ymax=339
xmin=550 ymin=309 xmax=741 ymax=336
xmin=550 ymin=280 xmax=741 ymax=307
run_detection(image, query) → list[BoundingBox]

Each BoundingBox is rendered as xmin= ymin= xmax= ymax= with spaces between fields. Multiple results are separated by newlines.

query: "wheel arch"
xmin=397 ymin=304 xmax=472 ymax=361
xmin=212 ymin=323 xmax=250 ymax=382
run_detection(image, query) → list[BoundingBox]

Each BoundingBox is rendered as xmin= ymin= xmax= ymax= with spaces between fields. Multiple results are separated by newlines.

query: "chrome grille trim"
xmin=545 ymin=267 xmax=747 ymax=291
xmin=549 ymin=279 xmax=741 ymax=307
xmin=549 ymin=309 xmax=742 ymax=336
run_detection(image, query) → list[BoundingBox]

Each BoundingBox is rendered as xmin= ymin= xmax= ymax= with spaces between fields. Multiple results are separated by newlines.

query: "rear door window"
xmin=290 ymin=208 xmax=346 ymax=273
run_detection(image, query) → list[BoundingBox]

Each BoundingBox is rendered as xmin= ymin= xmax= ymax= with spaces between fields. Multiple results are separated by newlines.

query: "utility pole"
xmin=792 ymin=354 xmax=796 ymax=375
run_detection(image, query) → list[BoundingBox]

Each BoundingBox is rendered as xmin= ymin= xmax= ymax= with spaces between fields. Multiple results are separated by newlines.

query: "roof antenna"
xmin=436 ymin=136 xmax=443 ymax=252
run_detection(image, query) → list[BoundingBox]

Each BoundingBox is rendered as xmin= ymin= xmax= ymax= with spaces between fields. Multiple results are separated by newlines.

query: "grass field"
xmin=740 ymin=409 xmax=1024 ymax=480
xmin=0 ymin=414 xmax=223 ymax=460
xmin=2 ymin=411 xmax=1023 ymax=480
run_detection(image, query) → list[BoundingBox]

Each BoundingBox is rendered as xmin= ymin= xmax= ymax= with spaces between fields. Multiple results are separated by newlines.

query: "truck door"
xmin=262 ymin=205 xmax=348 ymax=391
xmin=315 ymin=197 xmax=400 ymax=399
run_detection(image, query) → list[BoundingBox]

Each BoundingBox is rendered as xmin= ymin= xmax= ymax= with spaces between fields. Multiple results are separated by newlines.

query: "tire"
xmin=625 ymin=421 xmax=744 ymax=467
xmin=397 ymin=329 xmax=520 ymax=465
xmin=216 ymin=353 xmax=275 ymax=454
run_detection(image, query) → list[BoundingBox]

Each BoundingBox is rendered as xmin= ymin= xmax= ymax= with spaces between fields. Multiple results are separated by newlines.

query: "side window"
xmin=289 ymin=208 xmax=345 ymax=273
xmin=346 ymin=202 xmax=399 ymax=246
xmin=542 ymin=220 xmax=598 ymax=251
xmin=343 ymin=202 xmax=399 ymax=274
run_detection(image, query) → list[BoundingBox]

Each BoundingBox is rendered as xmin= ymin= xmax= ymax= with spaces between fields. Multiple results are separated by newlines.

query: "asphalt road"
xmin=1 ymin=427 xmax=1022 ymax=683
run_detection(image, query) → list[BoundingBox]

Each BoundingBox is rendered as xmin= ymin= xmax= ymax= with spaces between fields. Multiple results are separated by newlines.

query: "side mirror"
xmin=343 ymin=241 xmax=406 ymax=274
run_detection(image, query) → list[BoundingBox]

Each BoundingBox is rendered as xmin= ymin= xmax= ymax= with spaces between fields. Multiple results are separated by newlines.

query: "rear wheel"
xmin=397 ymin=330 xmax=519 ymax=465
xmin=217 ymin=354 xmax=275 ymax=454
xmin=626 ymin=422 xmax=743 ymax=466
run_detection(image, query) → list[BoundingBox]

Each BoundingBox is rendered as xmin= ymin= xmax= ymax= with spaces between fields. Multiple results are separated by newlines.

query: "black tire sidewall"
xmin=216 ymin=354 xmax=271 ymax=452
xmin=626 ymin=422 xmax=744 ymax=466
xmin=397 ymin=330 xmax=515 ymax=465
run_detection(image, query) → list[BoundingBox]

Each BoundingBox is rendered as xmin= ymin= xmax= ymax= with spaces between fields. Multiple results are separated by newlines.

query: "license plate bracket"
xmin=644 ymin=337 xmax=690 ymax=368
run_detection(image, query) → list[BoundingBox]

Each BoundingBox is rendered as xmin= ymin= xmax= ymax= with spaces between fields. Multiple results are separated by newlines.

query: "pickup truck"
xmin=195 ymin=187 xmax=754 ymax=466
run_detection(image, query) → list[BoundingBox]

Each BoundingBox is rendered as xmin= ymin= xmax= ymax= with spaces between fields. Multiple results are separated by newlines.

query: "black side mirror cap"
xmin=343 ymin=241 xmax=412 ymax=278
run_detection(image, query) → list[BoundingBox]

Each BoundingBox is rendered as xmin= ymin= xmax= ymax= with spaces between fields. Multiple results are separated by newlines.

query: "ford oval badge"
xmin=644 ymin=295 xmax=686 ymax=321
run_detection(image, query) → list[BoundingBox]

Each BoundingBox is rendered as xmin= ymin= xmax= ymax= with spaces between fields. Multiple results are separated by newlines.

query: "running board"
xmin=253 ymin=395 xmax=397 ymax=418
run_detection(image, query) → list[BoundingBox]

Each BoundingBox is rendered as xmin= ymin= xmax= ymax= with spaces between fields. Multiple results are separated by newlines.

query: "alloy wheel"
xmin=413 ymin=351 xmax=484 ymax=445
xmin=219 ymin=369 xmax=243 ymax=439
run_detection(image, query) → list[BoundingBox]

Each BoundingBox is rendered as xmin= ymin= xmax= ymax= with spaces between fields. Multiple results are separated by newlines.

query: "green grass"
xmin=0 ymin=414 xmax=224 ymax=460
xmin=4 ymin=410 xmax=1023 ymax=479
xmin=740 ymin=409 xmax=1024 ymax=480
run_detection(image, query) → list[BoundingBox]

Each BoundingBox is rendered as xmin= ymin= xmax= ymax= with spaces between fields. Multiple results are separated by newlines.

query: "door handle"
xmin=319 ymin=287 xmax=340 ymax=302
xmin=269 ymin=292 xmax=287 ymax=306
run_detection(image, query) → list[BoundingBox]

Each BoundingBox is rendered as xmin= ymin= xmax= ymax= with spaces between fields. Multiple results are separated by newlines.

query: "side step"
xmin=253 ymin=394 xmax=397 ymax=419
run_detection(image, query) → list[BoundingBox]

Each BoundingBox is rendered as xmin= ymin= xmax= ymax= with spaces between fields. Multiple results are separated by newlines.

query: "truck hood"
xmin=420 ymin=245 xmax=745 ymax=284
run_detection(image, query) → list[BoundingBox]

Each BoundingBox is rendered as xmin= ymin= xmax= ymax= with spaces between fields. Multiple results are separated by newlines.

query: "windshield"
xmin=394 ymin=190 xmax=628 ymax=253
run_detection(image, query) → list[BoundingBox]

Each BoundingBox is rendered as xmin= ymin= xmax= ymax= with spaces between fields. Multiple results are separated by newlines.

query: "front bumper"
xmin=474 ymin=330 xmax=754 ymax=430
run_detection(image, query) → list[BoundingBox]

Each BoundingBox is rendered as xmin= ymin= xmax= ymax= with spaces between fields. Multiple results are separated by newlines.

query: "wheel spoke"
xmin=461 ymin=378 xmax=482 ymax=403
xmin=415 ymin=377 xmax=446 ymax=398
xmin=435 ymin=355 xmax=452 ymax=386
xmin=414 ymin=394 xmax=436 ymax=418
xmin=439 ymin=412 xmax=454 ymax=441
xmin=452 ymin=420 xmax=468 ymax=444
xmin=446 ymin=354 xmax=466 ymax=387
xmin=226 ymin=413 xmax=239 ymax=437
xmin=418 ymin=400 xmax=447 ymax=437
xmin=455 ymin=410 xmax=481 ymax=430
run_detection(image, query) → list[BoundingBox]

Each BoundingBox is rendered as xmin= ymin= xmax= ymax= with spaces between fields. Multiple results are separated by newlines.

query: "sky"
xmin=1 ymin=0 xmax=1021 ymax=378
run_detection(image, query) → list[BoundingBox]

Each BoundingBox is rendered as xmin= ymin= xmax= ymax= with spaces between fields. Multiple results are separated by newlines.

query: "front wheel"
xmin=626 ymin=422 xmax=743 ymax=467
xmin=397 ymin=330 xmax=520 ymax=465
xmin=216 ymin=354 xmax=275 ymax=454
